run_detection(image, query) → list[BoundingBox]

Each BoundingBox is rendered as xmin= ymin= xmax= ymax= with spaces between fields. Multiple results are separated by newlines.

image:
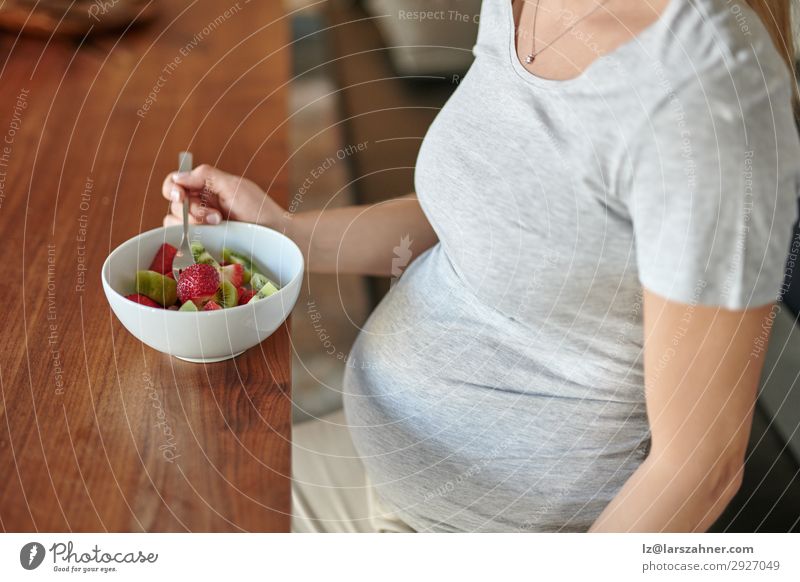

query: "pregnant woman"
xmin=163 ymin=0 xmax=800 ymax=532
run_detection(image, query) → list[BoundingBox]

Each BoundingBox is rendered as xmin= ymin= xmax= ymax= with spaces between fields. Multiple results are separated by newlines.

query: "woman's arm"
xmin=280 ymin=195 xmax=438 ymax=276
xmin=162 ymin=165 xmax=438 ymax=276
xmin=589 ymin=288 xmax=774 ymax=532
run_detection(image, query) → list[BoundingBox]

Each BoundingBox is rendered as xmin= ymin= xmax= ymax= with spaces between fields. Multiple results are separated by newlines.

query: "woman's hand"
xmin=161 ymin=164 xmax=284 ymax=228
xmin=161 ymin=164 xmax=437 ymax=276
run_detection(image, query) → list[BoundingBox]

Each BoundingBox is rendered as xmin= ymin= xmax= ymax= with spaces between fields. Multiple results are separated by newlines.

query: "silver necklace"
xmin=519 ymin=0 xmax=612 ymax=64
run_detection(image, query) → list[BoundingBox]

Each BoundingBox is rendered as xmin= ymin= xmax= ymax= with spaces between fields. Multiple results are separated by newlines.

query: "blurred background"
xmin=284 ymin=0 xmax=480 ymax=423
xmin=1 ymin=0 xmax=798 ymax=532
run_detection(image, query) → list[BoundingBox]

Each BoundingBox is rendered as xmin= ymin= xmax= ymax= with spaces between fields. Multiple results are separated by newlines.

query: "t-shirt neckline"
xmin=504 ymin=0 xmax=680 ymax=90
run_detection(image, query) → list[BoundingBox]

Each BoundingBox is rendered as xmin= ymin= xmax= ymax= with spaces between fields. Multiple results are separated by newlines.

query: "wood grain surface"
xmin=0 ymin=0 xmax=292 ymax=531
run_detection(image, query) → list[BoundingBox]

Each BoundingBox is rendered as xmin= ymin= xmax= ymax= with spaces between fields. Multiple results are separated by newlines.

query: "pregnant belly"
xmin=342 ymin=245 xmax=650 ymax=532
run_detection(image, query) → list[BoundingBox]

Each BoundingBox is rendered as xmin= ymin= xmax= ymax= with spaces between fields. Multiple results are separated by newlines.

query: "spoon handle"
xmin=178 ymin=151 xmax=193 ymax=242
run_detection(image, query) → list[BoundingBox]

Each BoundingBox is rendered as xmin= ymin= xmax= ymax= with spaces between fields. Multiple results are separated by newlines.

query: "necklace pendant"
xmin=525 ymin=54 xmax=536 ymax=64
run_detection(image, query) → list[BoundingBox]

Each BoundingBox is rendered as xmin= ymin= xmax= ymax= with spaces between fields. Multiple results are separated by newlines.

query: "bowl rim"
xmin=101 ymin=221 xmax=304 ymax=315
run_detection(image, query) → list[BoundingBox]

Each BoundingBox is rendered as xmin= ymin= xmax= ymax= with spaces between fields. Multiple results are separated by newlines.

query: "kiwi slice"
xmin=216 ymin=280 xmax=238 ymax=308
xmin=190 ymin=240 xmax=219 ymax=267
xmin=190 ymin=241 xmax=205 ymax=262
xmin=255 ymin=280 xmax=279 ymax=299
xmin=196 ymin=251 xmax=219 ymax=268
xmin=179 ymin=300 xmax=198 ymax=312
xmin=135 ymin=270 xmax=177 ymax=307
xmin=222 ymin=248 xmax=253 ymax=284
xmin=251 ymin=272 xmax=279 ymax=295
xmin=250 ymin=272 xmax=269 ymax=292
xmin=222 ymin=247 xmax=253 ymax=270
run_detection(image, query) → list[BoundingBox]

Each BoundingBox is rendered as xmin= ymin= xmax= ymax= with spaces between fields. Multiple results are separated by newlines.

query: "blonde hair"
xmin=746 ymin=0 xmax=798 ymax=109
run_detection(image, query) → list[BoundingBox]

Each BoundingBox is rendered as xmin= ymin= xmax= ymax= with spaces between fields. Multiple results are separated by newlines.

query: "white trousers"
xmin=291 ymin=409 xmax=415 ymax=533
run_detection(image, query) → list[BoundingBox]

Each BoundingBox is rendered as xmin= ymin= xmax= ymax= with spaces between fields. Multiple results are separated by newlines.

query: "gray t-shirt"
xmin=343 ymin=0 xmax=800 ymax=532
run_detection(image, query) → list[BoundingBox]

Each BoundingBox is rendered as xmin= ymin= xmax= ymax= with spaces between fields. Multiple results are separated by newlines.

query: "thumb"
xmin=171 ymin=164 xmax=233 ymax=195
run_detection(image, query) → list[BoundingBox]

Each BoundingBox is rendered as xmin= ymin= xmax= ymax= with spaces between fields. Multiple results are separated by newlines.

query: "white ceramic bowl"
xmin=101 ymin=222 xmax=303 ymax=363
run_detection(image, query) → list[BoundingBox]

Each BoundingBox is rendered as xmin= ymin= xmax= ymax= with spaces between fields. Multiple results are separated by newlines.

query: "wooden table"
xmin=0 ymin=1 xmax=292 ymax=531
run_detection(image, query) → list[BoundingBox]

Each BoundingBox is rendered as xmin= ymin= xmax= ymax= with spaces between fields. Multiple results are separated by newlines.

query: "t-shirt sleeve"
xmin=626 ymin=56 xmax=800 ymax=310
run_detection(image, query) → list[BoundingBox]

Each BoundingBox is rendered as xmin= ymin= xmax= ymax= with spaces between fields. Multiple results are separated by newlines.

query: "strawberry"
xmin=177 ymin=263 xmax=220 ymax=306
xmin=125 ymin=293 xmax=161 ymax=308
xmin=148 ymin=243 xmax=178 ymax=275
xmin=218 ymin=263 xmax=244 ymax=288
xmin=238 ymin=289 xmax=257 ymax=305
xmin=203 ymin=300 xmax=222 ymax=311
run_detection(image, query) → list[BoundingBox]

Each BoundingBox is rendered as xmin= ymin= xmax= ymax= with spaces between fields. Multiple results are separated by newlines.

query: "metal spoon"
xmin=172 ymin=151 xmax=195 ymax=280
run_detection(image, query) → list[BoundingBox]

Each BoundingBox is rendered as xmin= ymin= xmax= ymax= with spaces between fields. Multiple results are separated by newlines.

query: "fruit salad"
xmin=125 ymin=242 xmax=279 ymax=311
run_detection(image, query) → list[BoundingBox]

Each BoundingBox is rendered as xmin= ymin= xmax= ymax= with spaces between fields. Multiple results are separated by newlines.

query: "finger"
xmin=170 ymin=197 xmax=222 ymax=225
xmin=168 ymin=200 xmax=202 ymax=224
xmin=182 ymin=197 xmax=222 ymax=224
xmin=165 ymin=183 xmax=185 ymax=203
xmin=162 ymin=174 xmax=184 ymax=202
xmin=163 ymin=214 xmax=181 ymax=227
xmin=170 ymin=163 xmax=231 ymax=193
